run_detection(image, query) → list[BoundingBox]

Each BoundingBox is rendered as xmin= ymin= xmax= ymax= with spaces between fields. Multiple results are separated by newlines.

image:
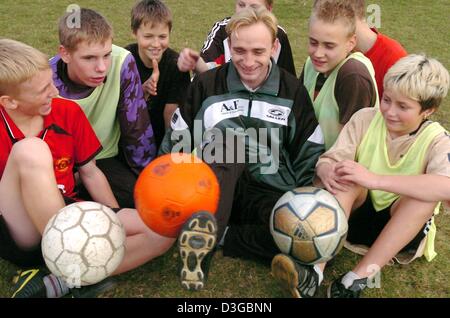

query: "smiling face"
xmin=229 ymin=21 xmax=276 ymax=89
xmin=11 ymin=69 xmax=59 ymax=117
xmin=308 ymin=14 xmax=356 ymax=75
xmin=380 ymin=88 xmax=435 ymax=138
xmin=134 ymin=22 xmax=170 ymax=68
xmin=60 ymin=39 xmax=113 ymax=88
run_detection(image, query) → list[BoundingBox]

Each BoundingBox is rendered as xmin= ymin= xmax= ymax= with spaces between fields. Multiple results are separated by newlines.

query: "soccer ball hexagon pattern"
xmin=41 ymin=202 xmax=126 ymax=287
xmin=270 ymin=187 xmax=348 ymax=264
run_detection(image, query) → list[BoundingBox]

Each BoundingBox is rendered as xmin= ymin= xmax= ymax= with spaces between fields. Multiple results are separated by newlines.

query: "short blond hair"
xmin=314 ymin=0 xmax=365 ymax=20
xmin=0 ymin=38 xmax=49 ymax=95
xmin=384 ymin=54 xmax=450 ymax=111
xmin=58 ymin=8 xmax=113 ymax=52
xmin=226 ymin=6 xmax=278 ymax=43
xmin=312 ymin=0 xmax=356 ymax=37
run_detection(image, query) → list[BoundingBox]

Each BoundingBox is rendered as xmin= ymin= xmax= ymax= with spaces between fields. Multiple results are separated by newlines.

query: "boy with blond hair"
xmin=301 ymin=0 xmax=378 ymax=150
xmin=272 ymin=54 xmax=450 ymax=298
xmin=177 ymin=0 xmax=296 ymax=76
xmin=313 ymin=0 xmax=407 ymax=99
xmin=0 ymin=39 xmax=176 ymax=298
xmin=50 ymin=8 xmax=156 ymax=208
xmin=126 ymin=0 xmax=190 ymax=149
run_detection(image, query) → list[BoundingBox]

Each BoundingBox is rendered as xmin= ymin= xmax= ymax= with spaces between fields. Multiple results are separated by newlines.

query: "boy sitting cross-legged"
xmin=272 ymin=54 xmax=450 ymax=298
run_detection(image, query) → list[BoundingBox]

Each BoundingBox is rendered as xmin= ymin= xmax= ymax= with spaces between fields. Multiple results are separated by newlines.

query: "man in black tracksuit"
xmin=160 ymin=7 xmax=325 ymax=291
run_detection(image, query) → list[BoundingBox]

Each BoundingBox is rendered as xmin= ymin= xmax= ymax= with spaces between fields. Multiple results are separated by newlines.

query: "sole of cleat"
xmin=179 ymin=213 xmax=217 ymax=291
xmin=271 ymin=255 xmax=301 ymax=298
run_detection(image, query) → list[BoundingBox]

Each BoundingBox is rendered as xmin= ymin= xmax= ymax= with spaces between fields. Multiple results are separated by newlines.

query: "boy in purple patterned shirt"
xmin=50 ymin=8 xmax=156 ymax=208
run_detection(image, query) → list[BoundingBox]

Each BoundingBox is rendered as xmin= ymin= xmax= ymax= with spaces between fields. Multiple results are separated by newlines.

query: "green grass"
xmin=0 ymin=0 xmax=449 ymax=298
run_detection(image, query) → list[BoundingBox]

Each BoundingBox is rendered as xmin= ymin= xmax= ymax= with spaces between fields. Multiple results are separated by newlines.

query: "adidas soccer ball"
xmin=41 ymin=202 xmax=126 ymax=287
xmin=134 ymin=153 xmax=220 ymax=238
xmin=270 ymin=187 xmax=348 ymax=264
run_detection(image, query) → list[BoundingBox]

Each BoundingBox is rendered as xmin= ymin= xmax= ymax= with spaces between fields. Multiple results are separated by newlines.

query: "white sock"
xmin=313 ymin=264 xmax=324 ymax=286
xmin=341 ymin=271 xmax=361 ymax=289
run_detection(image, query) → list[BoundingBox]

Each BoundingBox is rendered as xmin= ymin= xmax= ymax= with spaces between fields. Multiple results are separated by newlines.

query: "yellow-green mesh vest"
xmin=303 ymin=52 xmax=379 ymax=150
xmin=356 ymin=111 xmax=447 ymax=261
xmin=62 ymin=45 xmax=129 ymax=160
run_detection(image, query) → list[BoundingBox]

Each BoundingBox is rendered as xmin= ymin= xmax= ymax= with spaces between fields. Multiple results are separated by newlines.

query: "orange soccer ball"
xmin=134 ymin=153 xmax=220 ymax=238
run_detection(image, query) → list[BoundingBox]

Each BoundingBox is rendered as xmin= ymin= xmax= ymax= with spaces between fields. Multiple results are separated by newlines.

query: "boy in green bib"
xmin=300 ymin=0 xmax=378 ymax=150
xmin=273 ymin=54 xmax=450 ymax=298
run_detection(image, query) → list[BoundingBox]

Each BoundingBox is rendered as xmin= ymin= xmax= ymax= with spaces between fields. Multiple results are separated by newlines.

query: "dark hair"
xmin=131 ymin=0 xmax=173 ymax=33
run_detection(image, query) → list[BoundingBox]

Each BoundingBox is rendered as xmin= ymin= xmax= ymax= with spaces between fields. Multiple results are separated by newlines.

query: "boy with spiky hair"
xmin=0 ymin=39 xmax=176 ymax=298
xmin=50 ymin=8 xmax=156 ymax=208
xmin=126 ymin=0 xmax=190 ymax=149
xmin=273 ymin=54 xmax=450 ymax=298
xmin=177 ymin=0 xmax=296 ymax=76
xmin=301 ymin=0 xmax=378 ymax=150
xmin=313 ymin=0 xmax=407 ymax=99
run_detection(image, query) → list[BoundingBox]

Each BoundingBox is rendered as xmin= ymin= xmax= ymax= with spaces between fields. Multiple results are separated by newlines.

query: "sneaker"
xmin=70 ymin=277 xmax=117 ymax=298
xmin=11 ymin=269 xmax=47 ymax=298
xmin=271 ymin=254 xmax=320 ymax=298
xmin=327 ymin=275 xmax=367 ymax=298
xmin=178 ymin=211 xmax=217 ymax=291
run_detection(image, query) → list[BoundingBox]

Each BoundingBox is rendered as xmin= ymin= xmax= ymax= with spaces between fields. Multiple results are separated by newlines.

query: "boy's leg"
xmin=328 ymin=197 xmax=435 ymax=298
xmin=12 ymin=207 xmax=176 ymax=298
xmin=0 ymin=138 xmax=64 ymax=249
xmin=112 ymin=208 xmax=176 ymax=275
xmin=352 ymin=197 xmax=436 ymax=278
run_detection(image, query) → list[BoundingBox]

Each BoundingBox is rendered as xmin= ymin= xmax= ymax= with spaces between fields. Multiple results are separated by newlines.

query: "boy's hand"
xmin=316 ymin=162 xmax=352 ymax=195
xmin=143 ymin=58 xmax=159 ymax=100
xmin=334 ymin=160 xmax=379 ymax=189
xmin=177 ymin=48 xmax=200 ymax=72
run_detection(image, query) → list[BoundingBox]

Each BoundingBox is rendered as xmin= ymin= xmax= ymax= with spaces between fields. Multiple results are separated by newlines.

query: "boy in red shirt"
xmin=0 ymin=39 xmax=175 ymax=298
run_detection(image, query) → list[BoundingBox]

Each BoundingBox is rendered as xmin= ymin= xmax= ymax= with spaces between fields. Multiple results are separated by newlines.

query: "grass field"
xmin=0 ymin=0 xmax=449 ymax=298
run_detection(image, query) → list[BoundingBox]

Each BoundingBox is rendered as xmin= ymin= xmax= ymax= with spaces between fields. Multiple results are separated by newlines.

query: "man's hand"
xmin=177 ymin=48 xmax=200 ymax=72
xmin=143 ymin=58 xmax=160 ymax=100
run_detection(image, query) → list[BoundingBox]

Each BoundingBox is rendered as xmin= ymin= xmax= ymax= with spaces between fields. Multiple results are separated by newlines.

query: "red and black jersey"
xmin=0 ymin=98 xmax=102 ymax=198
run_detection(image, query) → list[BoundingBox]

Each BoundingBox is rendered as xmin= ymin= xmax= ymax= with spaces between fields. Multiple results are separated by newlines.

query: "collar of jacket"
xmin=226 ymin=58 xmax=280 ymax=96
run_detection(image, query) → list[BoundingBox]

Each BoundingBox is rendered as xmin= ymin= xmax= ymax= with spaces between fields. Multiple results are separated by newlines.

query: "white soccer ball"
xmin=42 ymin=202 xmax=126 ymax=287
xmin=270 ymin=187 xmax=348 ymax=264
